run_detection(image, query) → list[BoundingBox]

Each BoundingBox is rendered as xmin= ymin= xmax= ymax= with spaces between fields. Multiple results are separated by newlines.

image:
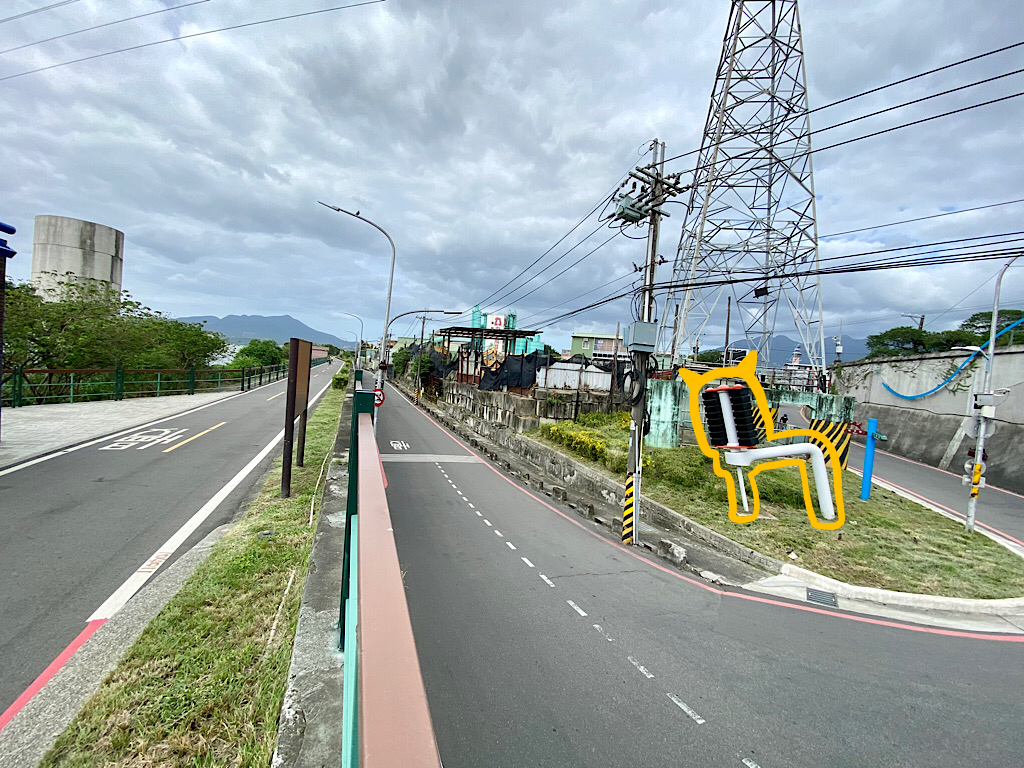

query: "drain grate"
xmin=806 ymin=588 xmax=838 ymax=607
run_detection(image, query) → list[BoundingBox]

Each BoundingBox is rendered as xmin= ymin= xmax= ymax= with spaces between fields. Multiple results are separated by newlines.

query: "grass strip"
xmin=41 ymin=386 xmax=346 ymax=767
xmin=532 ymin=412 xmax=1024 ymax=599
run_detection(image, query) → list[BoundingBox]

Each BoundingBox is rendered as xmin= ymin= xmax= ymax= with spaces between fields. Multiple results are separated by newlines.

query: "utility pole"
xmin=0 ymin=221 xmax=17 ymax=443
xmin=416 ymin=315 xmax=426 ymax=404
xmin=611 ymin=140 xmax=686 ymax=545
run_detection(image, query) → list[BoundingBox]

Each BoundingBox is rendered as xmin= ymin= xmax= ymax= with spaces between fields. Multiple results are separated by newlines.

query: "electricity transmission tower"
xmin=660 ymin=0 xmax=826 ymax=377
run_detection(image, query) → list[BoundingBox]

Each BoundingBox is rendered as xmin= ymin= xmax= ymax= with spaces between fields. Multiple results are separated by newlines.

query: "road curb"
xmin=782 ymin=564 xmax=1024 ymax=615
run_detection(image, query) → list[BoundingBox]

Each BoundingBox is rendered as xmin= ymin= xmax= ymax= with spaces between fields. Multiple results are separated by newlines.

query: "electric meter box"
xmin=625 ymin=321 xmax=657 ymax=354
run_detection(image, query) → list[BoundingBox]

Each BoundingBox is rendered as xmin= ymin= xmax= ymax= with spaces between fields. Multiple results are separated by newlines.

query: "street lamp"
xmin=334 ymin=310 xmax=364 ymax=368
xmin=961 ymin=254 xmax=1020 ymax=532
xmin=384 ymin=310 xmax=460 ymax=376
xmin=319 ymin=201 xmax=396 ymax=389
xmin=900 ymin=313 xmax=925 ymax=330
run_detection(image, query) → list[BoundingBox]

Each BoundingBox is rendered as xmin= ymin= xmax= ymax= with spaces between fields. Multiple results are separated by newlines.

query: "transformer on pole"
xmin=660 ymin=0 xmax=827 ymax=379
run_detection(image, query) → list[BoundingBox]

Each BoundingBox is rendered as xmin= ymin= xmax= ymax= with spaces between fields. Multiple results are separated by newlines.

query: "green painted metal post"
xmin=69 ymin=372 xmax=75 ymax=404
xmin=217 ymin=371 xmax=222 ymax=391
xmin=114 ymin=366 xmax=124 ymax=401
xmin=187 ymin=367 xmax=196 ymax=395
xmin=156 ymin=371 xmax=161 ymax=397
xmin=340 ymin=515 xmax=360 ymax=768
xmin=340 ymin=389 xmax=375 ymax=638
xmin=14 ymin=366 xmax=22 ymax=407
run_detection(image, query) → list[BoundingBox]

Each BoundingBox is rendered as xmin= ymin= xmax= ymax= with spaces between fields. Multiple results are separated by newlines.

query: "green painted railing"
xmin=1 ymin=363 xmax=296 ymax=407
xmin=340 ymin=373 xmax=440 ymax=767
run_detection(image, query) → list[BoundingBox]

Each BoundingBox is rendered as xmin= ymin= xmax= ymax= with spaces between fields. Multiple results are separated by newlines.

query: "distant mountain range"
xmin=712 ymin=334 xmax=869 ymax=366
xmin=177 ymin=314 xmax=355 ymax=349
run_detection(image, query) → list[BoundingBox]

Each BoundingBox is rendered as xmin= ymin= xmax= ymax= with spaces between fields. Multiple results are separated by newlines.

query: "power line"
xmin=0 ymin=0 xmax=81 ymax=26
xmin=518 ymin=270 xmax=637 ymax=326
xmin=532 ymin=247 xmax=1024 ymax=332
xmin=659 ymin=37 xmax=1024 ymax=166
xmin=0 ymin=0 xmax=384 ymax=82
xmin=0 ymin=0 xmax=212 ymax=56
xmin=822 ymin=197 xmax=1024 ymax=238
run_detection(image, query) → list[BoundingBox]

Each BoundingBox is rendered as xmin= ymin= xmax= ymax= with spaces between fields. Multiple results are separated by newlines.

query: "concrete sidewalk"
xmin=0 ymin=391 xmax=241 ymax=470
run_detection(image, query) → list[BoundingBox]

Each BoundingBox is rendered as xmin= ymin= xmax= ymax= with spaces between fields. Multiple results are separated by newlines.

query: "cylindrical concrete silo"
xmin=31 ymin=215 xmax=124 ymax=300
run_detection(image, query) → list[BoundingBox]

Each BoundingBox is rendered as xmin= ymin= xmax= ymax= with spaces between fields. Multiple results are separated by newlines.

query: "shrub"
xmin=332 ymin=373 xmax=349 ymax=390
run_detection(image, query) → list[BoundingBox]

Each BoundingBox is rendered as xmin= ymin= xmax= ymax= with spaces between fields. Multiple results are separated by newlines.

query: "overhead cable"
xmin=0 ymin=0 xmax=385 ymax=82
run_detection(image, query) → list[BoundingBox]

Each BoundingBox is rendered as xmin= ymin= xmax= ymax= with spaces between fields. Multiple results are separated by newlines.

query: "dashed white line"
xmin=628 ymin=656 xmax=654 ymax=679
xmin=741 ymin=759 xmax=762 ymax=768
xmin=484 ymin=519 xmax=492 ymax=526
xmin=566 ymin=600 xmax=587 ymax=617
xmin=593 ymin=624 xmax=614 ymax=642
xmin=458 ymin=491 xmax=465 ymax=497
xmin=506 ymin=541 xmax=517 ymax=550
xmin=521 ymin=557 xmax=534 ymax=568
xmin=475 ymin=510 xmax=482 ymax=517
xmin=668 ymin=693 xmax=705 ymax=724
xmin=467 ymin=503 xmax=475 ymax=509
xmin=495 ymin=530 xmax=503 ymax=537
xmin=540 ymin=574 xmax=555 ymax=587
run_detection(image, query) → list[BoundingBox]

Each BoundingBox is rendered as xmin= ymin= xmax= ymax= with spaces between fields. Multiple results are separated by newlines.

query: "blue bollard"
xmin=860 ymin=417 xmax=879 ymax=500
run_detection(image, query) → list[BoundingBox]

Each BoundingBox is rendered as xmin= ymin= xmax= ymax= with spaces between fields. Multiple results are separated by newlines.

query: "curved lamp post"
xmin=319 ymin=201 xmax=396 ymax=389
xmin=386 ymin=309 xmax=460 ymax=376
xmin=334 ymin=310 xmax=364 ymax=367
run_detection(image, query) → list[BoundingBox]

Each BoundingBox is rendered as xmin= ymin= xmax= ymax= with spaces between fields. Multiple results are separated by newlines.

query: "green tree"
xmin=866 ymin=326 xmax=932 ymax=356
xmin=232 ymin=339 xmax=285 ymax=367
xmin=958 ymin=309 xmax=1024 ymax=344
xmin=411 ymin=353 xmax=433 ymax=379
xmin=696 ymin=349 xmax=724 ymax=363
xmin=3 ymin=277 xmax=227 ymax=370
xmin=542 ymin=344 xmax=562 ymax=361
xmin=392 ymin=348 xmax=412 ymax=376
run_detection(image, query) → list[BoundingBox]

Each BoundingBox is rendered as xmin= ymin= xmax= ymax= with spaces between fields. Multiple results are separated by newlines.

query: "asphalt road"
xmin=0 ymin=360 xmax=342 ymax=716
xmin=381 ymin=383 xmax=1024 ymax=768
xmin=781 ymin=405 xmax=1024 ymax=546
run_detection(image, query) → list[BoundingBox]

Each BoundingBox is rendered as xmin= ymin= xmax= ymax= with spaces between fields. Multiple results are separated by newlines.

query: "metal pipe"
xmin=725 ymin=442 xmax=835 ymax=520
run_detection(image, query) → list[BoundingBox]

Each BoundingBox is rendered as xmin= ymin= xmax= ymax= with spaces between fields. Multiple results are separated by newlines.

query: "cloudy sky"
xmin=3 ymin=0 xmax=1023 ymax=358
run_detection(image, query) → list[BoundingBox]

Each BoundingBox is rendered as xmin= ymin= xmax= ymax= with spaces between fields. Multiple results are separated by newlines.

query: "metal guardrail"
xmin=0 ymin=360 xmax=335 ymax=407
xmin=340 ymin=372 xmax=440 ymax=767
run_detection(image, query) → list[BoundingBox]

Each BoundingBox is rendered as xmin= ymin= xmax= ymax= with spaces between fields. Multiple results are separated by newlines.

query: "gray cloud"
xmin=1 ymin=0 xmax=1021 ymax=356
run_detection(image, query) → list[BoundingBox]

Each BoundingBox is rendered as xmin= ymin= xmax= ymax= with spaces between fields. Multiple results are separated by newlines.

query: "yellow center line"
xmin=267 ymin=391 xmax=286 ymax=401
xmin=163 ymin=421 xmax=228 ymax=453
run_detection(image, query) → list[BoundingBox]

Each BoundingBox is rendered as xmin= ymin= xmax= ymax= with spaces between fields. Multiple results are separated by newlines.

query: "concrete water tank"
xmin=31 ymin=215 xmax=124 ymax=299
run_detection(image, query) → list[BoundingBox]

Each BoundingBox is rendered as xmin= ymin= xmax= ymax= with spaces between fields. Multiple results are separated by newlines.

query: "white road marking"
xmin=521 ymin=557 xmax=534 ymax=567
xmin=540 ymin=574 xmax=555 ymax=587
xmin=628 ymin=656 xmax=654 ymax=679
xmin=668 ymin=693 xmax=705 ymax=724
xmin=593 ymin=624 xmax=614 ymax=642
xmin=88 ymin=378 xmax=335 ymax=621
xmin=742 ymin=760 xmax=762 ymax=768
xmin=506 ymin=541 xmax=517 ymax=550
xmin=467 ymin=503 xmax=475 ymax=508
xmin=484 ymin=519 xmax=492 ymax=526
xmin=451 ymin=484 xmax=458 ymax=490
xmin=458 ymin=491 xmax=465 ymax=497
xmin=475 ymin=510 xmax=482 ymax=516
xmin=495 ymin=530 xmax=503 ymax=537
xmin=566 ymin=600 xmax=587 ymax=617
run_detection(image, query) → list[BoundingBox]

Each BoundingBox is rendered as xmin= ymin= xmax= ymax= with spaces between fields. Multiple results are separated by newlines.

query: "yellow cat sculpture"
xmin=678 ymin=351 xmax=845 ymax=531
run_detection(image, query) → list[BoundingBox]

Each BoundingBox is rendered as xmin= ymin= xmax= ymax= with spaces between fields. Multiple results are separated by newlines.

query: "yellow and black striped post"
xmin=807 ymin=418 xmax=852 ymax=469
xmin=622 ymin=473 xmax=636 ymax=544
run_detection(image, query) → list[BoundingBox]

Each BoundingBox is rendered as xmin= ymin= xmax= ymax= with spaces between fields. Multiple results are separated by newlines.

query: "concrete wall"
xmin=441 ymin=380 xmax=625 ymax=435
xmin=834 ymin=347 xmax=1024 ymax=493
xmin=31 ymin=215 xmax=124 ymax=299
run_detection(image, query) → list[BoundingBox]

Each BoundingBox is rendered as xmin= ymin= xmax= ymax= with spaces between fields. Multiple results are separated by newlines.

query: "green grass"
xmin=532 ymin=413 xmax=1024 ymax=599
xmin=41 ymin=386 xmax=346 ymax=767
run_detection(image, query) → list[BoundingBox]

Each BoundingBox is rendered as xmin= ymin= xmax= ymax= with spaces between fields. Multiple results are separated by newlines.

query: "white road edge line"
xmin=540 ymin=574 xmax=555 ymax=587
xmin=628 ymin=656 xmax=654 ymax=679
xmin=567 ymin=600 xmax=587 ymax=617
xmin=521 ymin=556 xmax=534 ymax=567
xmin=87 ymin=377 xmax=335 ymax=621
xmin=0 ymin=388 xmax=254 ymax=478
xmin=742 ymin=759 xmax=762 ymax=768
xmin=668 ymin=693 xmax=706 ymax=724
xmin=593 ymin=624 xmax=614 ymax=641
xmin=506 ymin=541 xmax=516 ymax=550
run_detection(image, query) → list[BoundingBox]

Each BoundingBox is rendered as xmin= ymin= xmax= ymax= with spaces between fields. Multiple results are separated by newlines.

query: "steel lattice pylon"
xmin=660 ymin=0 xmax=826 ymax=374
